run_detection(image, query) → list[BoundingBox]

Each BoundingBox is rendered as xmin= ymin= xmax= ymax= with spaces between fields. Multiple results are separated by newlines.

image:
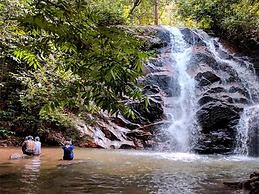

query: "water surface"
xmin=0 ymin=147 xmax=258 ymax=194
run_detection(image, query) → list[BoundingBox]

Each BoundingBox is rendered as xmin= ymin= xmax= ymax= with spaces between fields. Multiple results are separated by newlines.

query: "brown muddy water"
xmin=0 ymin=147 xmax=258 ymax=194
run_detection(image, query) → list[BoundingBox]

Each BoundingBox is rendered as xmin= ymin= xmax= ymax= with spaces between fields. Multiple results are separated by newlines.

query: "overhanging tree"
xmin=12 ymin=0 xmax=150 ymax=117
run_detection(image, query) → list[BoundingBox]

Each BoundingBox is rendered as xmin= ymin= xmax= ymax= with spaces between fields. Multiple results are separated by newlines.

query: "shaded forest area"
xmin=0 ymin=0 xmax=258 ymax=145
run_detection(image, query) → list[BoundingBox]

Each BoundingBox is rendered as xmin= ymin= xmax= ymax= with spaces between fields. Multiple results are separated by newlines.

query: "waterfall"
xmin=157 ymin=26 xmax=259 ymax=155
xmin=158 ymin=26 xmax=201 ymax=152
xmin=234 ymin=105 xmax=259 ymax=156
xmin=193 ymin=29 xmax=259 ymax=103
xmin=191 ymin=29 xmax=259 ymax=155
xmin=234 ymin=105 xmax=254 ymax=155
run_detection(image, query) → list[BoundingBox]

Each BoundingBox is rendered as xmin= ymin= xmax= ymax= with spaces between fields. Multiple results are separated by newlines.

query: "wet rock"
xmin=9 ymin=153 xmax=24 ymax=160
xmin=76 ymin=118 xmax=136 ymax=149
xmin=195 ymin=71 xmax=221 ymax=86
xmin=180 ymin=28 xmax=206 ymax=47
xmin=141 ymin=27 xmax=257 ymax=153
xmin=45 ymin=131 xmax=66 ymax=146
xmin=140 ymin=74 xmax=177 ymax=97
xmin=185 ymin=34 xmax=253 ymax=154
xmin=127 ymin=97 xmax=164 ymax=125
xmin=223 ymin=170 xmax=259 ymax=194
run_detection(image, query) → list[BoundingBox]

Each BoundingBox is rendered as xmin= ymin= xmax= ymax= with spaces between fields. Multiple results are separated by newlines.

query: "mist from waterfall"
xmin=234 ymin=104 xmax=259 ymax=156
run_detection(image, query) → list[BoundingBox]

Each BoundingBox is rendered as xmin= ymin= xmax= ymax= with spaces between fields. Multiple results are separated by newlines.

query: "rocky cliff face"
xmin=73 ymin=26 xmax=259 ymax=155
xmin=140 ymin=26 xmax=259 ymax=154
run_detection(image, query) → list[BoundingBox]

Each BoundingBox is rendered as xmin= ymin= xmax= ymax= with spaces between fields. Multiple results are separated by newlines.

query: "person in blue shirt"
xmin=62 ymin=140 xmax=74 ymax=160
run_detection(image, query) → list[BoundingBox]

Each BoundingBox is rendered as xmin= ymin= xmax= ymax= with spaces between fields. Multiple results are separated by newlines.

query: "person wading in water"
xmin=62 ymin=140 xmax=74 ymax=160
xmin=22 ymin=135 xmax=35 ymax=156
xmin=34 ymin=136 xmax=41 ymax=155
xmin=22 ymin=136 xmax=28 ymax=154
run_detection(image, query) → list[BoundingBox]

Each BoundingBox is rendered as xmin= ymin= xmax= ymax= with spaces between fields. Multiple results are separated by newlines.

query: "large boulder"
xmin=223 ymin=169 xmax=259 ymax=193
xmin=9 ymin=153 xmax=24 ymax=160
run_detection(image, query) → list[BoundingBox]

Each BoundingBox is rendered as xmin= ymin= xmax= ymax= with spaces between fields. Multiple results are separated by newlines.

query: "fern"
xmin=12 ymin=49 xmax=41 ymax=68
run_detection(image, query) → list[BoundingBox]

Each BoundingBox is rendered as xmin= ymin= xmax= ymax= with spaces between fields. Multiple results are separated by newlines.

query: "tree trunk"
xmin=154 ymin=0 xmax=158 ymax=25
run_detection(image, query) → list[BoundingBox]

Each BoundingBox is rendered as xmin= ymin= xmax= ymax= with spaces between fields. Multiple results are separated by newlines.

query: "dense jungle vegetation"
xmin=0 ymin=0 xmax=258 ymax=145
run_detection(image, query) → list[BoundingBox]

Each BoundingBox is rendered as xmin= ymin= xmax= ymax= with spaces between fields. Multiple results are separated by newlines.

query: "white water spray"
xmin=234 ymin=106 xmax=252 ymax=155
xmin=234 ymin=104 xmax=259 ymax=156
xmin=160 ymin=27 xmax=200 ymax=152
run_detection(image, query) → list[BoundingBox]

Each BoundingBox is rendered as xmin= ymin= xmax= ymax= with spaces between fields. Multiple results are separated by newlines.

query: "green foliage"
xmin=221 ymin=1 xmax=259 ymax=42
xmin=0 ymin=0 xmax=80 ymax=136
xmin=11 ymin=0 xmax=150 ymax=118
xmin=174 ymin=0 xmax=259 ymax=49
xmin=0 ymin=110 xmax=14 ymax=127
xmin=12 ymin=49 xmax=41 ymax=68
xmin=0 ymin=111 xmax=13 ymax=120
xmin=12 ymin=63 xmax=79 ymax=127
xmin=174 ymin=0 xmax=236 ymax=28
xmin=0 ymin=128 xmax=15 ymax=139
xmin=124 ymin=0 xmax=174 ymax=25
xmin=0 ymin=111 xmax=15 ymax=139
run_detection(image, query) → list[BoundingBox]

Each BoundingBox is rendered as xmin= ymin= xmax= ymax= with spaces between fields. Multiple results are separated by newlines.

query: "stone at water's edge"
xmin=9 ymin=153 xmax=24 ymax=160
xmin=223 ymin=169 xmax=259 ymax=194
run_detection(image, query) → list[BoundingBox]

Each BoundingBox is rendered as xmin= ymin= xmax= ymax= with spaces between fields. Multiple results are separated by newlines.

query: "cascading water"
xmin=158 ymin=26 xmax=201 ymax=152
xmin=193 ymin=29 xmax=259 ymax=103
xmin=192 ymin=29 xmax=259 ymax=156
xmin=234 ymin=105 xmax=259 ymax=156
xmin=158 ymin=26 xmax=259 ymax=155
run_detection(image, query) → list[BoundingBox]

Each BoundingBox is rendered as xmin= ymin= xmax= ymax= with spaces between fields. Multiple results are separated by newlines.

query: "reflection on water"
xmin=0 ymin=147 xmax=258 ymax=194
xmin=20 ymin=156 xmax=41 ymax=193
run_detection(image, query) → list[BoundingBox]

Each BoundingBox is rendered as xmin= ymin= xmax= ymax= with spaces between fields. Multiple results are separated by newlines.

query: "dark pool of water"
xmin=0 ymin=147 xmax=258 ymax=194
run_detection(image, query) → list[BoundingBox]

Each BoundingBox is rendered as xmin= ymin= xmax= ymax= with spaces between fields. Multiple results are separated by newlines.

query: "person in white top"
xmin=34 ymin=136 xmax=41 ymax=155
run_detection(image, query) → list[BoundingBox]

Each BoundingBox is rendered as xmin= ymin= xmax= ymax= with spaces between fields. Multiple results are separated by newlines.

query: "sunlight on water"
xmin=124 ymin=150 xmax=204 ymax=162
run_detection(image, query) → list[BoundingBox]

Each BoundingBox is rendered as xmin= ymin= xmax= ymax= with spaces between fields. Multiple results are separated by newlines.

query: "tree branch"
xmin=128 ymin=0 xmax=143 ymax=16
